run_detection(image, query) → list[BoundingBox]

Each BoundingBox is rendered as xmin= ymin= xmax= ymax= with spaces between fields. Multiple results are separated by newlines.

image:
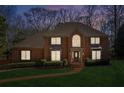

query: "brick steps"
xmin=70 ymin=63 xmax=84 ymax=72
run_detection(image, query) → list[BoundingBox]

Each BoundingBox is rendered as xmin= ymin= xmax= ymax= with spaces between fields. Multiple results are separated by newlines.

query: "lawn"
xmin=0 ymin=60 xmax=124 ymax=87
xmin=0 ymin=68 xmax=70 ymax=80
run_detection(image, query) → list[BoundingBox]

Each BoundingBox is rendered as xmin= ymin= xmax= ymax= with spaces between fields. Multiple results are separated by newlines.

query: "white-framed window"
xmin=92 ymin=50 xmax=101 ymax=60
xmin=21 ymin=50 xmax=31 ymax=60
xmin=51 ymin=51 xmax=61 ymax=61
xmin=91 ymin=37 xmax=100 ymax=44
xmin=72 ymin=34 xmax=81 ymax=47
xmin=51 ymin=37 xmax=61 ymax=45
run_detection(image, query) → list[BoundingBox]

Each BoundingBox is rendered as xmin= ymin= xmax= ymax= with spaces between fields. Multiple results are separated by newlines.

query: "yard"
xmin=0 ymin=60 xmax=124 ymax=87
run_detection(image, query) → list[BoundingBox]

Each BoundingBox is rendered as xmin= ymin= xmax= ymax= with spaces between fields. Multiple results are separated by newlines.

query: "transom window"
xmin=51 ymin=37 xmax=61 ymax=45
xmin=91 ymin=37 xmax=100 ymax=44
xmin=21 ymin=50 xmax=30 ymax=60
xmin=72 ymin=34 xmax=81 ymax=47
xmin=51 ymin=51 xmax=61 ymax=61
xmin=92 ymin=50 xmax=101 ymax=60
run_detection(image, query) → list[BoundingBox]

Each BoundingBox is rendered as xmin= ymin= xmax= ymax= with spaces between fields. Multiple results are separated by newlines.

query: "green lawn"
xmin=0 ymin=68 xmax=70 ymax=80
xmin=0 ymin=60 xmax=124 ymax=87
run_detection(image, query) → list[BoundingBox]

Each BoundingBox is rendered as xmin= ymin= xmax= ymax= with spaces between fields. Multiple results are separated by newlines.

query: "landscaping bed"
xmin=0 ymin=60 xmax=124 ymax=86
xmin=0 ymin=59 xmax=68 ymax=70
xmin=85 ymin=58 xmax=110 ymax=66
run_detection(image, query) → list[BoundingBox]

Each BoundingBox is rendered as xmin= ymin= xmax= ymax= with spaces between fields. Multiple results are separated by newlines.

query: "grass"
xmin=0 ymin=60 xmax=124 ymax=87
xmin=0 ymin=68 xmax=70 ymax=80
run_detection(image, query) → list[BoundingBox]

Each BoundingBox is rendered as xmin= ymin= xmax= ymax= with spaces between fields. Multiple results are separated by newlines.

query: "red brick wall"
xmin=43 ymin=37 xmax=51 ymax=60
xmin=83 ymin=36 xmax=110 ymax=61
xmin=83 ymin=36 xmax=91 ymax=61
xmin=61 ymin=37 xmax=68 ymax=60
xmin=9 ymin=48 xmax=43 ymax=62
xmin=0 ymin=60 xmax=10 ymax=65
xmin=100 ymin=36 xmax=110 ymax=60
xmin=10 ymin=35 xmax=109 ymax=62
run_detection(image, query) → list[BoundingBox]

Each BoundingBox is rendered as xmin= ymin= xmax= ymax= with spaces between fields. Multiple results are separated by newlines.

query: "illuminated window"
xmin=21 ymin=50 xmax=30 ymax=60
xmin=91 ymin=37 xmax=100 ymax=44
xmin=51 ymin=37 xmax=61 ymax=45
xmin=72 ymin=34 xmax=81 ymax=47
xmin=51 ymin=51 xmax=60 ymax=61
xmin=92 ymin=50 xmax=101 ymax=60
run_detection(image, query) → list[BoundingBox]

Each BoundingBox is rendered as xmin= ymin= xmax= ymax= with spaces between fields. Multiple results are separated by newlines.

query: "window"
xmin=72 ymin=34 xmax=81 ymax=47
xmin=91 ymin=37 xmax=100 ymax=44
xmin=51 ymin=51 xmax=60 ymax=61
xmin=21 ymin=50 xmax=30 ymax=60
xmin=92 ymin=50 xmax=101 ymax=60
xmin=51 ymin=37 xmax=61 ymax=45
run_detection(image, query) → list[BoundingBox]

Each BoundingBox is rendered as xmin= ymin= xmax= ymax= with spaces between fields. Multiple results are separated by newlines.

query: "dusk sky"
xmin=16 ymin=5 xmax=103 ymax=30
xmin=17 ymin=5 xmax=83 ymax=14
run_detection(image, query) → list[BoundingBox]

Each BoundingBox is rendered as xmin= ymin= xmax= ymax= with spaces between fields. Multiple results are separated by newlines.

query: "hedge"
xmin=0 ymin=59 xmax=68 ymax=69
xmin=0 ymin=62 xmax=36 ymax=69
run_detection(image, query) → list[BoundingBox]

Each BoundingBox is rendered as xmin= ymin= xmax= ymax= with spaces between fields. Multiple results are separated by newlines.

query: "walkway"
xmin=0 ymin=67 xmax=82 ymax=84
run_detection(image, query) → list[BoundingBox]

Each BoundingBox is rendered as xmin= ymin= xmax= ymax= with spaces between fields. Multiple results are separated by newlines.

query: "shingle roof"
xmin=44 ymin=22 xmax=106 ymax=37
xmin=14 ymin=22 xmax=107 ymax=48
xmin=14 ymin=31 xmax=45 ymax=48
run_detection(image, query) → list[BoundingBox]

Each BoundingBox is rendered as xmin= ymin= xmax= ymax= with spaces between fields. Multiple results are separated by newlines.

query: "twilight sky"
xmin=16 ymin=5 xmax=103 ymax=30
xmin=17 ymin=5 xmax=83 ymax=14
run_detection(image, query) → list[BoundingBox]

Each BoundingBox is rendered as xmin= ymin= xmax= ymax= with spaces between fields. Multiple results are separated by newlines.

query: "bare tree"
xmin=24 ymin=7 xmax=59 ymax=32
xmin=82 ymin=5 xmax=97 ymax=27
xmin=102 ymin=5 xmax=124 ymax=47
xmin=57 ymin=7 xmax=81 ymax=23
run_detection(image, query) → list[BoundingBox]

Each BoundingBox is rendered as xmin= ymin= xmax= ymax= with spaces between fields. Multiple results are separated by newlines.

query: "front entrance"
xmin=70 ymin=48 xmax=83 ymax=63
xmin=74 ymin=51 xmax=80 ymax=62
xmin=72 ymin=51 xmax=81 ymax=63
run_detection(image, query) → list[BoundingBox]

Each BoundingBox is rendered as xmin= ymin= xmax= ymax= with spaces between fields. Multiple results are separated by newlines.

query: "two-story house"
xmin=9 ymin=22 xmax=110 ymax=65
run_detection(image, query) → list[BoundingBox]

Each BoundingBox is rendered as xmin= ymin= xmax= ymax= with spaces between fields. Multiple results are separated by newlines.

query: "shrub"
xmin=41 ymin=59 xmax=47 ymax=62
xmin=0 ymin=60 xmax=66 ymax=69
xmin=63 ymin=59 xmax=68 ymax=66
xmin=0 ymin=62 xmax=36 ymax=69
xmin=35 ymin=59 xmax=46 ymax=67
xmin=43 ymin=61 xmax=63 ymax=66
xmin=87 ymin=58 xmax=93 ymax=63
xmin=85 ymin=59 xmax=110 ymax=66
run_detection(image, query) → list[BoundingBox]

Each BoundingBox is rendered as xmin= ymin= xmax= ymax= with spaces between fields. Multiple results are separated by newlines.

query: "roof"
xmin=44 ymin=22 xmax=106 ymax=37
xmin=14 ymin=22 xmax=107 ymax=48
xmin=14 ymin=31 xmax=45 ymax=48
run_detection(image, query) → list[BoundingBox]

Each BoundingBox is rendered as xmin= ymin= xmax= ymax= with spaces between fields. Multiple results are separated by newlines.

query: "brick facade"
xmin=9 ymin=22 xmax=110 ymax=65
xmin=10 ymin=48 xmax=43 ymax=62
xmin=10 ymin=34 xmax=109 ymax=64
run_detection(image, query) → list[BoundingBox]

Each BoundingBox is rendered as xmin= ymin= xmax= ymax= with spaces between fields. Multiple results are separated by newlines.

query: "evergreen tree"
xmin=0 ymin=15 xmax=8 ymax=56
xmin=116 ymin=24 xmax=124 ymax=59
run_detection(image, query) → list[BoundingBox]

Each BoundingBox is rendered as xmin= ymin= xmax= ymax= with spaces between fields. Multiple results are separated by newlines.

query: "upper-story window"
xmin=91 ymin=37 xmax=100 ymax=44
xmin=51 ymin=37 xmax=61 ymax=45
xmin=72 ymin=34 xmax=81 ymax=47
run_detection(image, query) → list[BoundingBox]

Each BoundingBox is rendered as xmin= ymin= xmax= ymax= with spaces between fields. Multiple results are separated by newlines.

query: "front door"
xmin=73 ymin=51 xmax=80 ymax=62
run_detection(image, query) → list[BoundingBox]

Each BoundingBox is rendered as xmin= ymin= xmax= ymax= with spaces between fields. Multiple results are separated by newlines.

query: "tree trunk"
xmin=114 ymin=5 xmax=117 ymax=56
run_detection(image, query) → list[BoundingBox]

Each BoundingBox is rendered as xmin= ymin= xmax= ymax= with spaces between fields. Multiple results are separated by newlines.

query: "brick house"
xmin=9 ymin=22 xmax=110 ymax=65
